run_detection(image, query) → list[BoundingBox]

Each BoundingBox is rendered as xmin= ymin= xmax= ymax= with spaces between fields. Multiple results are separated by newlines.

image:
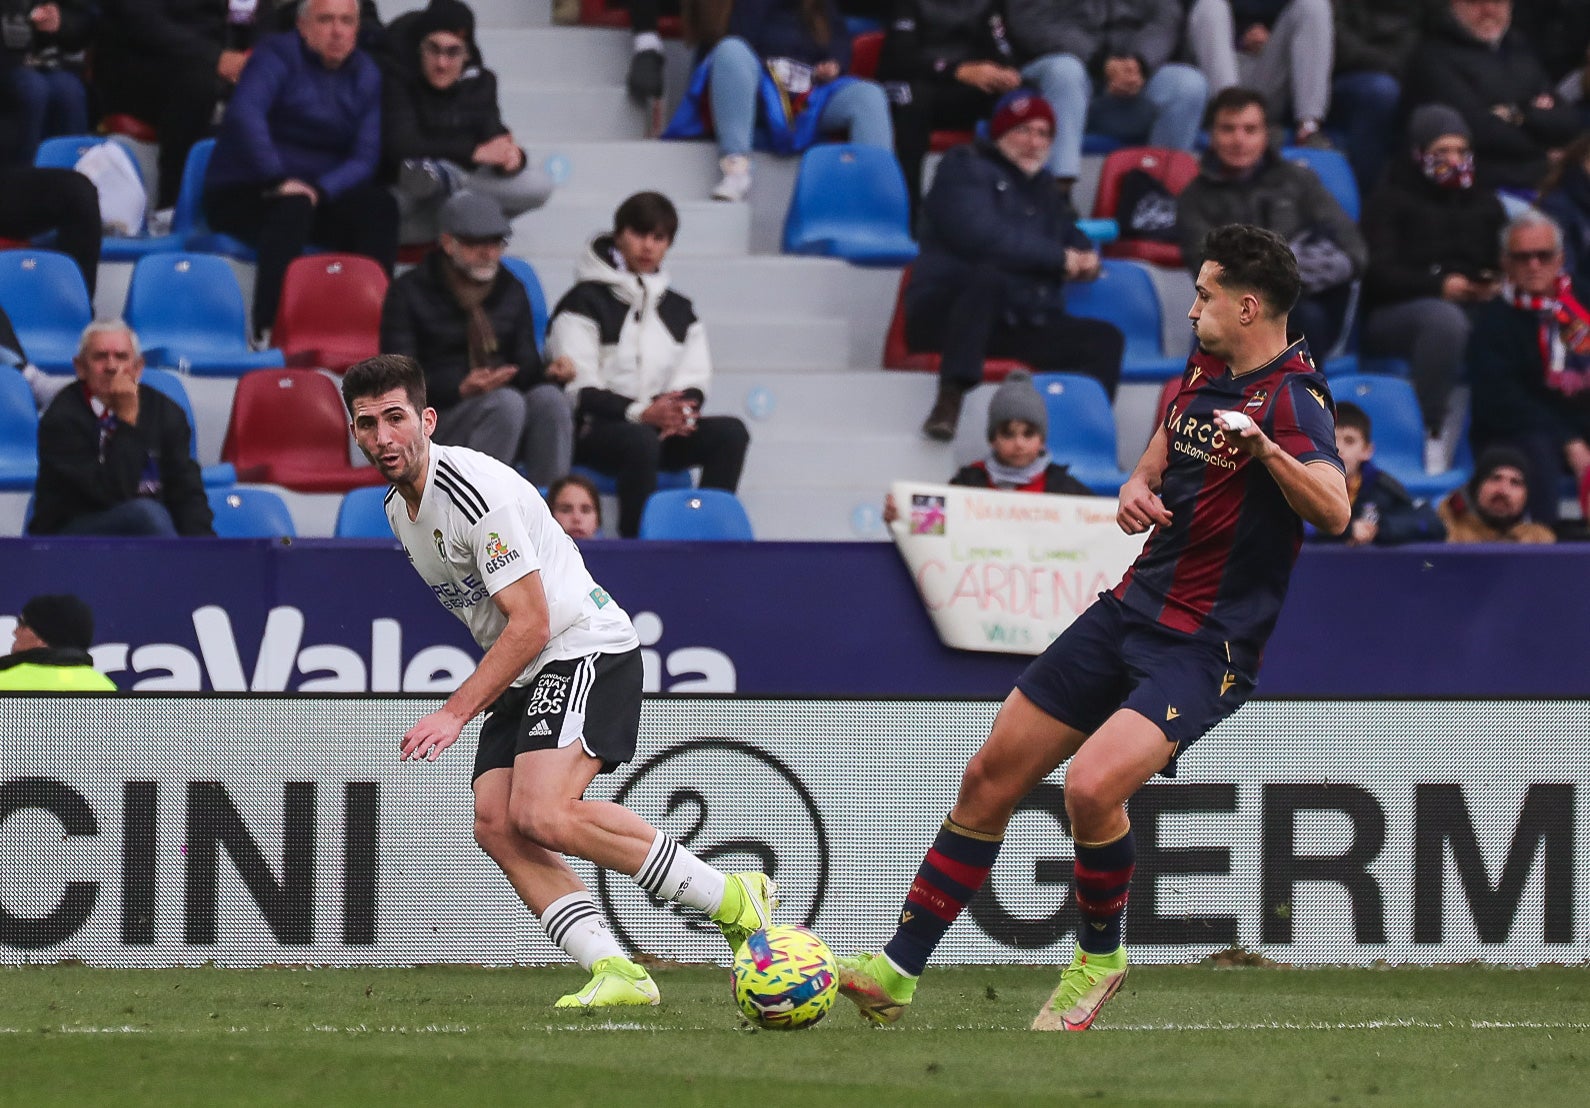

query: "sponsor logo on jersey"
xmin=430 ymin=574 xmax=488 ymax=612
xmin=1166 ymin=408 xmax=1242 ymax=469
xmin=1220 ymin=672 xmax=1237 ymax=696
xmin=483 ymin=531 xmax=521 ymax=574
xmin=1165 ymin=705 xmax=1180 ymax=721
xmin=1305 ymin=385 xmax=1328 ymax=410
xmin=527 ymin=719 xmax=553 ymax=737
xmin=589 ymin=586 xmax=612 ymax=609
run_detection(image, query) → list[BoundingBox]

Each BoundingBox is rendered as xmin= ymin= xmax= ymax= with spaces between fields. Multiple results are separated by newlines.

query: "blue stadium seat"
xmin=124 ymin=253 xmax=285 ymax=376
xmin=207 ymin=487 xmax=297 ymax=538
xmin=0 ymin=249 xmax=92 ymax=372
xmin=1328 ymin=373 xmax=1467 ymax=500
xmin=1063 ymin=259 xmax=1185 ymax=382
xmin=1031 ymin=372 xmax=1132 ymax=495
xmin=569 ymin=463 xmax=692 ymax=496
xmin=139 ymin=367 xmax=237 ymax=488
xmin=170 ymin=139 xmax=257 ymax=261
xmin=1281 ymin=146 xmax=1360 ymax=221
xmin=782 ymin=144 xmax=918 ymax=266
xmin=0 ymin=368 xmax=38 ymax=490
xmin=33 ymin=135 xmax=183 ymax=260
xmin=334 ymin=485 xmax=395 ymax=539
xmin=638 ymin=488 xmax=754 ymax=540
xmin=501 ymin=256 xmax=549 ymax=350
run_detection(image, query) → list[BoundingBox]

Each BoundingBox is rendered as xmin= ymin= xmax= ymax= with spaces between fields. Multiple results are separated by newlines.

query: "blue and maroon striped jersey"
xmin=1112 ymin=339 xmax=1342 ymax=653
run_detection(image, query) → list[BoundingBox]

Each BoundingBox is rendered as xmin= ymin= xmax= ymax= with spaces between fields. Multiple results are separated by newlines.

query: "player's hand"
xmin=401 ymin=708 xmax=467 ymax=762
xmin=1118 ymin=474 xmax=1172 ymax=535
xmin=1213 ymin=409 xmax=1274 ymax=459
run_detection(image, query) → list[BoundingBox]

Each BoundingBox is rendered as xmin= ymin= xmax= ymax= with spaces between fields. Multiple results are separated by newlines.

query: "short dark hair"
xmin=1335 ymin=401 xmax=1371 ymax=442
xmin=1205 ymin=86 xmax=1268 ymax=130
xmin=1201 ymin=224 xmax=1302 ymax=317
xmin=342 ymin=354 xmax=428 ymax=416
xmin=614 ymin=191 xmax=679 ymax=242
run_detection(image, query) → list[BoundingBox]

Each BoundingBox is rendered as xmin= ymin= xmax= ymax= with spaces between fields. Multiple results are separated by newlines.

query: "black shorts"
xmin=472 ymin=648 xmax=643 ymax=782
xmin=1013 ymin=593 xmax=1257 ymax=777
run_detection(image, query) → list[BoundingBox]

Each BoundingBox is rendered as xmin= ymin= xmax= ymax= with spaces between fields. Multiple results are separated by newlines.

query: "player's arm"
xmin=1118 ymin=423 xmax=1174 ymax=535
xmin=401 ymin=573 xmax=551 ymax=762
xmin=1216 ymin=410 xmax=1351 ymax=534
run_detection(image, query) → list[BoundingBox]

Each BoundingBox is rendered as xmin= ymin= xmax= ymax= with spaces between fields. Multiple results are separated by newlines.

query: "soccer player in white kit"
xmin=342 ymin=354 xmax=775 ymax=1007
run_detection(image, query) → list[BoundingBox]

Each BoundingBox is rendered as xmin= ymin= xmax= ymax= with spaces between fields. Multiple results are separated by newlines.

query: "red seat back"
xmin=850 ymin=31 xmax=883 ymax=78
xmin=272 ymin=254 xmax=388 ymax=373
xmin=1091 ymin=147 xmax=1200 ymax=218
xmin=222 ymin=369 xmax=381 ymax=491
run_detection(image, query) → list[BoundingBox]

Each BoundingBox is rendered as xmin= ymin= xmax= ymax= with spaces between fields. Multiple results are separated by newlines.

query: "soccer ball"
xmin=730 ymin=925 xmax=839 ymax=1030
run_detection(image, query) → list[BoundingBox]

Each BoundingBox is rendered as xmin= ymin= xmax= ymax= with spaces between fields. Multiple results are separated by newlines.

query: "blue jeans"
xmin=9 ymin=67 xmax=89 ymax=163
xmin=57 ymin=498 xmax=179 ymax=537
xmin=1328 ymin=72 xmax=1399 ymax=194
xmin=706 ymin=37 xmax=894 ymax=157
xmin=1020 ymin=54 xmax=1207 ymax=179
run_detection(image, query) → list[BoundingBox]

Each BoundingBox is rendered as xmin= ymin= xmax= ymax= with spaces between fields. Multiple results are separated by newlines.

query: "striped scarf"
xmin=1506 ymin=274 xmax=1590 ymax=394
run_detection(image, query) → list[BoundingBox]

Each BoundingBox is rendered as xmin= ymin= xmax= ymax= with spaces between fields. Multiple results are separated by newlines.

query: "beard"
xmin=1473 ymin=497 xmax=1524 ymax=531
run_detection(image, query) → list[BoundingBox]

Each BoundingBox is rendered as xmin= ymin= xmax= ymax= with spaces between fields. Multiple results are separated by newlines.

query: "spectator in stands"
xmin=905 ymin=91 xmax=1123 ymax=442
xmin=1328 ymin=0 xmax=1442 ymax=190
xmin=1305 ymin=401 xmax=1446 ymax=544
xmin=882 ymin=368 xmax=1093 ymax=523
xmin=380 ymin=192 xmax=574 ymax=487
xmin=204 ymin=0 xmax=397 ymax=340
xmin=546 ymin=191 xmax=750 ymax=538
xmin=0 ymin=164 xmax=99 ymax=295
xmin=1437 ymin=445 xmax=1556 ymax=543
xmin=0 ymin=593 xmax=115 ymax=691
xmin=1551 ymin=41 xmax=1590 ymax=129
xmin=1512 ymin=0 xmax=1590 ymax=94
xmin=1177 ymin=87 xmax=1366 ymax=357
xmin=29 ymin=321 xmax=215 ymax=537
xmin=547 ymin=473 xmax=604 ymax=540
xmin=1003 ymin=1 xmax=1206 ymax=201
xmin=1184 ymin=0 xmax=1335 ymax=148
xmin=1402 ymin=0 xmax=1580 ymax=193
xmin=379 ymin=0 xmax=553 ymax=245
xmin=92 ymin=0 xmax=265 ymax=212
xmin=1538 ymin=133 xmax=1590 ymax=290
xmin=664 ymin=0 xmax=893 ymax=202
xmin=1466 ymin=209 xmax=1590 ymax=526
xmin=0 ymin=0 xmax=93 ymax=164
xmin=1359 ymin=104 xmax=1505 ymax=455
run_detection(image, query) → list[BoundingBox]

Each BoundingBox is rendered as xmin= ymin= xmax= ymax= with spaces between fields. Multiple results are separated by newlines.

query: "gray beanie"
xmin=986 ymin=370 xmax=1048 ymax=441
xmin=1408 ymin=104 xmax=1470 ymax=152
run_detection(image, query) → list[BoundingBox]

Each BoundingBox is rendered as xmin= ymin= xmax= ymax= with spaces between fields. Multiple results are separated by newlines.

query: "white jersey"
xmin=387 ymin=443 xmax=639 ymax=686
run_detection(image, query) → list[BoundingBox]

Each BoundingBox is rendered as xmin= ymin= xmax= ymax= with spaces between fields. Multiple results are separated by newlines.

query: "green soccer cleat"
xmin=836 ymin=952 xmax=917 ymax=1025
xmin=712 ymin=872 xmax=778 ymax=954
xmin=554 ymin=956 xmax=661 ymax=1009
xmin=1031 ymin=944 xmax=1128 ymax=1031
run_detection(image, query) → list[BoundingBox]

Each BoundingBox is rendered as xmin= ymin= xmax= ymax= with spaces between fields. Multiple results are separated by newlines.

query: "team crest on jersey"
xmin=1243 ymin=389 xmax=1267 ymax=412
xmin=1186 ymin=366 xmax=1202 ymax=387
xmin=433 ymin=528 xmax=446 ymax=559
xmin=484 ymin=530 xmax=521 ymax=574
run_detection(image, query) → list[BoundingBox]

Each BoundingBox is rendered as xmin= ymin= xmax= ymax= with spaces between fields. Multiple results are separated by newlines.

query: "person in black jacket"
xmin=1359 ymin=105 xmax=1506 ymax=444
xmin=0 ymin=0 xmax=94 ymax=165
xmin=381 ymin=0 xmax=552 ymax=245
xmin=906 ymin=90 xmax=1123 ymax=442
xmin=1304 ymin=402 xmax=1446 ymax=544
xmin=29 ymin=321 xmax=214 ymax=536
xmin=380 ymin=191 xmax=573 ymax=487
xmin=1328 ymin=0 xmax=1442 ymax=191
xmin=1401 ymin=0 xmax=1581 ymax=193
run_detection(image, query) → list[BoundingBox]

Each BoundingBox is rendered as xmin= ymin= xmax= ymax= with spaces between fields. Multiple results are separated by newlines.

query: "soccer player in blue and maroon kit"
xmin=839 ymin=224 xmax=1351 ymax=1031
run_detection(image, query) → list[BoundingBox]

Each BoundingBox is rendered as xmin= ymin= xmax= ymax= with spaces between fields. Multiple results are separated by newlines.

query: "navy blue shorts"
xmin=1014 ymin=593 xmax=1257 ymax=776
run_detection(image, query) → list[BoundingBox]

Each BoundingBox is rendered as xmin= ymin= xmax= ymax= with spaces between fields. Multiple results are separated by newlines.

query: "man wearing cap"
xmin=1438 ymin=446 xmax=1556 ymax=543
xmin=380 ymin=191 xmax=573 ymax=487
xmin=0 ymin=594 xmax=117 ymax=691
xmin=904 ymin=89 xmax=1124 ymax=442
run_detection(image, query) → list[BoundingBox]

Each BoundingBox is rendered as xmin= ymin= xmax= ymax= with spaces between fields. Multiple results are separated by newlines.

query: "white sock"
xmin=633 ymin=831 xmax=726 ymax=914
xmin=539 ymin=891 xmax=625 ymax=970
xmin=632 ymin=32 xmax=663 ymax=54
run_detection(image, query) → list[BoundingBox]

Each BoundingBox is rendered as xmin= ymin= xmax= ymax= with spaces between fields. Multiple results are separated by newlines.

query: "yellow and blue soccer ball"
xmin=730 ymin=925 xmax=838 ymax=1030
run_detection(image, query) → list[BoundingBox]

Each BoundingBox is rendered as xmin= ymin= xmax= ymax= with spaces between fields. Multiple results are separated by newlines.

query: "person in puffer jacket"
xmin=546 ymin=191 xmax=751 ymax=538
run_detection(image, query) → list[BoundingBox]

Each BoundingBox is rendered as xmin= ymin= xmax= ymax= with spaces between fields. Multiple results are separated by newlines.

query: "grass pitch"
xmin=2 ymin=962 xmax=1588 ymax=1107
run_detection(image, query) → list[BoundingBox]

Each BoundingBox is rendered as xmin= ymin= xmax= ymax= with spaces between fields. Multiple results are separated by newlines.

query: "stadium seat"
xmin=139 ymin=368 xmax=238 ymax=488
xmin=334 ymin=485 xmax=395 ymax=539
xmin=124 ymin=253 xmax=286 ymax=376
xmin=849 ymin=30 xmax=883 ymax=78
xmin=207 ymin=487 xmax=297 ymax=538
xmin=1091 ymin=147 xmax=1199 ymax=267
xmin=638 ymin=488 xmax=754 ymax=540
xmin=1064 ymin=259 xmax=1186 ymax=382
xmin=569 ymin=463 xmax=693 ymax=497
xmin=1031 ymin=372 xmax=1132 ymax=495
xmin=272 ymin=254 xmax=388 ymax=372
xmin=1326 ymin=374 xmax=1467 ymax=500
xmin=220 ymin=368 xmax=386 ymax=493
xmin=501 ymin=257 xmax=550 ymax=350
xmin=881 ymin=266 xmax=1031 ymax=382
xmin=32 ymin=135 xmax=182 ymax=260
xmin=99 ymin=113 xmax=158 ymax=143
xmin=0 ymin=367 xmax=38 ymax=490
xmin=1281 ymin=146 xmax=1360 ymax=221
xmin=579 ymin=0 xmax=680 ymax=33
xmin=0 ymin=248 xmax=93 ymax=372
xmin=170 ymin=139 xmax=256 ymax=260
xmin=782 ymin=144 xmax=918 ymax=265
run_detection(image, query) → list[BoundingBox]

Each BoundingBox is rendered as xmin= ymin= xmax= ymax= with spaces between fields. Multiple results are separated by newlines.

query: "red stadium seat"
xmin=1091 ymin=147 xmax=1199 ymax=268
xmin=221 ymin=369 xmax=386 ymax=493
xmin=272 ymin=254 xmax=389 ymax=373
xmin=881 ymin=266 xmax=1030 ymax=382
xmin=578 ymin=0 xmax=680 ymax=34
xmin=850 ymin=31 xmax=883 ymax=78
xmin=99 ymin=113 xmax=158 ymax=143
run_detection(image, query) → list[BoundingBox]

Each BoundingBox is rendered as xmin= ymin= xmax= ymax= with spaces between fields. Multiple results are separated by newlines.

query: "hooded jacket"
xmin=546 ymin=236 xmax=713 ymax=425
xmin=1360 ymin=151 xmax=1507 ymax=309
xmin=1332 ymin=0 xmax=1442 ymax=78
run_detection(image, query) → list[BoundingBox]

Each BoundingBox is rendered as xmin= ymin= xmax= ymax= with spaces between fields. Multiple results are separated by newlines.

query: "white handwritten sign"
xmin=890 ymin=482 xmax=1148 ymax=655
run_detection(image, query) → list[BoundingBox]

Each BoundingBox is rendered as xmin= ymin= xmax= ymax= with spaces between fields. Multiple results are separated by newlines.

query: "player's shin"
xmin=883 ymin=816 xmax=1003 ymax=977
xmin=1073 ymin=826 xmax=1135 ymax=954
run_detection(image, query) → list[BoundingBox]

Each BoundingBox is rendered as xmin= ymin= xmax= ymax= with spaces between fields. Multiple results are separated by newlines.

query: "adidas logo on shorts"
xmin=528 ymin=720 xmax=553 ymax=737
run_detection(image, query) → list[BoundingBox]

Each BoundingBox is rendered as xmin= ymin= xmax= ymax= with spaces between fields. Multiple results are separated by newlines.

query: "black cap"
xmin=1469 ymin=445 xmax=1532 ymax=499
xmin=19 ymin=593 xmax=95 ymax=651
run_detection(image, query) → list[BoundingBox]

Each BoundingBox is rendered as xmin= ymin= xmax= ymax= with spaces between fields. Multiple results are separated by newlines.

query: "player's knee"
xmin=1062 ymin=771 xmax=1119 ymax=837
xmin=511 ymin=800 xmax=573 ymax=854
xmin=959 ymin=751 xmax=1021 ymax=823
xmin=472 ymin=808 xmax=515 ymax=859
